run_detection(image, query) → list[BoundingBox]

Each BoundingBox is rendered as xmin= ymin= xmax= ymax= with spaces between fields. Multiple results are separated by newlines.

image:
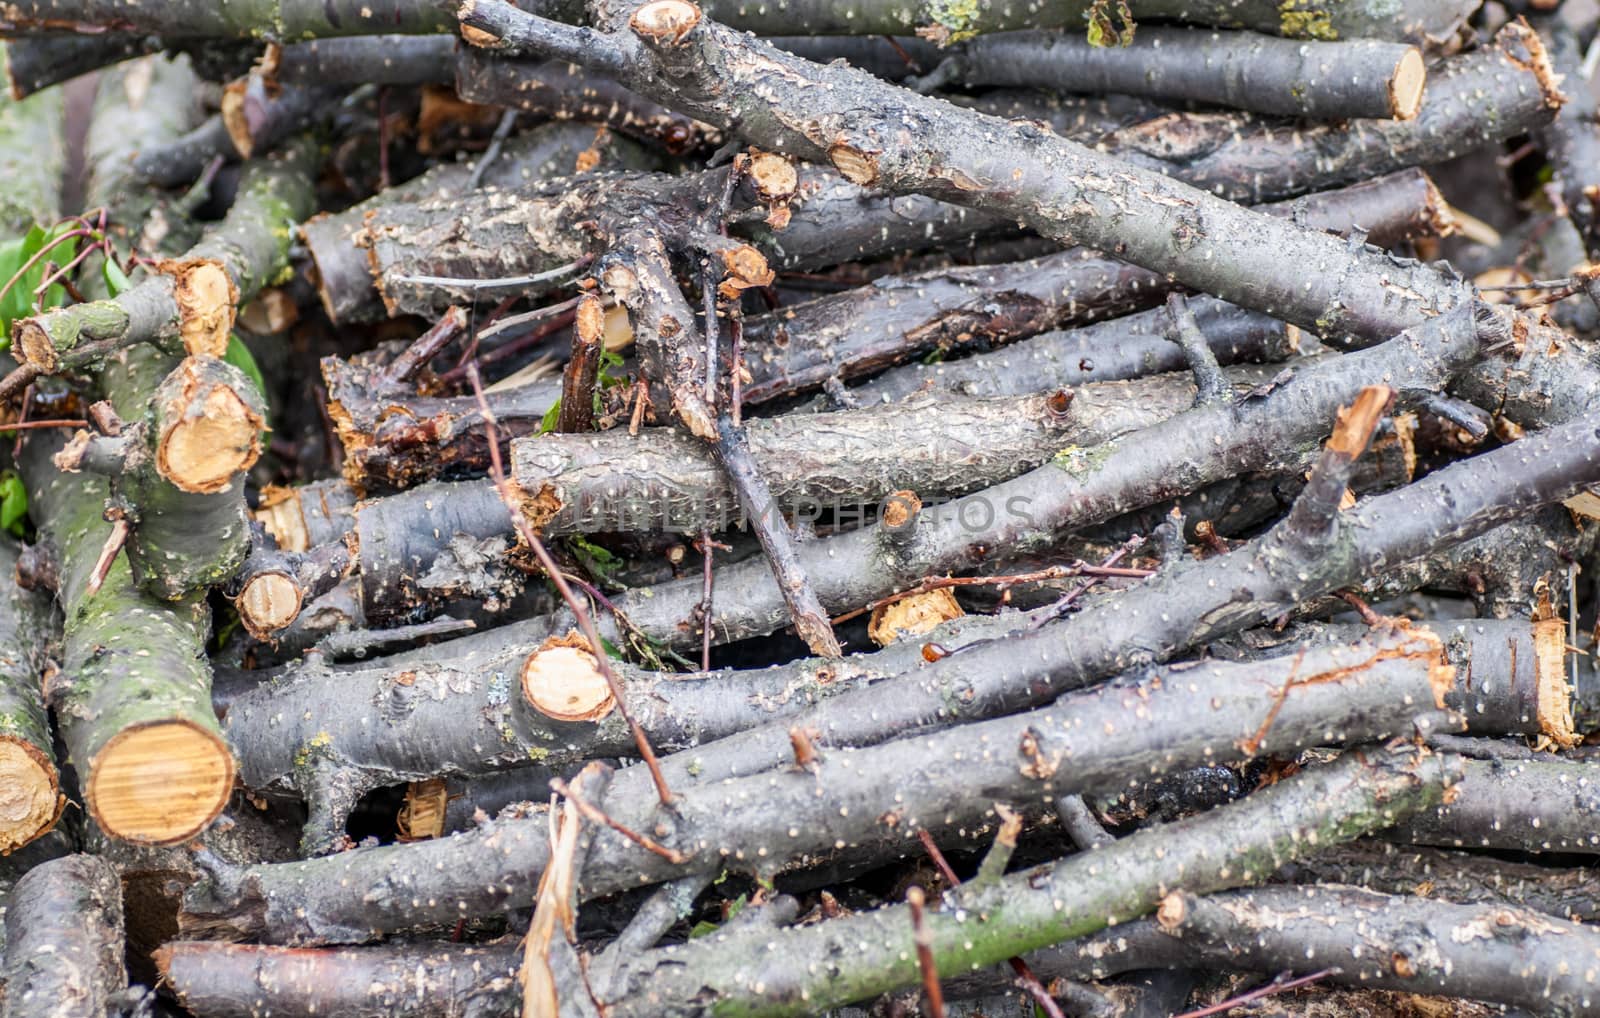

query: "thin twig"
xmin=832 ymin=561 xmax=1154 ymax=626
xmin=0 ymin=364 xmax=40 ymax=405
xmin=697 ymin=527 xmax=715 ymax=670
xmin=550 ymin=777 xmax=688 ymax=863
xmin=468 ymin=364 xmax=675 ymax=807
xmin=389 ymin=256 xmax=593 ymax=292
xmin=916 ymin=828 xmax=1068 ymax=1018
xmin=1172 ymin=968 xmax=1336 ymax=1018
xmin=468 ymin=108 xmax=519 ymax=191
xmin=385 ymin=306 xmax=469 ymax=388
xmin=1027 ymin=535 xmax=1146 ymax=630
xmin=0 ymin=418 xmax=86 ymax=431
xmin=905 ymin=887 xmax=946 ymax=1018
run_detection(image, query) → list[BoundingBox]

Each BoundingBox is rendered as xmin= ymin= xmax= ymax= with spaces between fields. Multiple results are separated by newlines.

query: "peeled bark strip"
xmin=185 ymin=621 xmax=1461 ymax=944
xmin=1391 ymin=757 xmax=1600 ymax=854
xmin=156 ymin=940 xmax=523 ymax=1018
xmin=62 ymin=353 xmax=266 ymax=599
xmin=12 ymin=134 xmax=319 ymax=374
xmin=0 ymin=43 xmax=62 ymax=233
xmin=22 ymin=428 xmax=234 ymax=846
xmin=1152 ymin=886 xmax=1600 ymax=1016
xmin=0 ymin=536 xmax=63 ymax=854
xmin=1104 ymin=24 xmax=1564 ymax=205
xmin=1277 ymin=841 xmax=1600 ymax=921
xmin=598 ymin=750 xmax=1457 ymax=1018
xmin=0 ymin=855 xmax=129 ymax=1018
xmin=921 ymin=29 xmax=1425 ymax=121
xmin=459 ymin=1 xmax=1527 ymax=349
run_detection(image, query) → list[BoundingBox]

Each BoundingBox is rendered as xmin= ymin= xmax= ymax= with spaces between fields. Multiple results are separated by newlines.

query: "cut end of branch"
xmin=1155 ymin=892 xmax=1187 ymax=930
xmin=881 ymin=489 xmax=923 ymax=532
xmin=869 ymin=588 xmax=964 ymax=647
xmin=1531 ymin=617 xmax=1579 ymax=747
xmin=1499 ymin=19 xmax=1566 ymax=111
xmin=156 ymin=358 xmax=265 ymax=494
xmin=164 ymin=259 xmax=239 ymax=359
xmin=88 ymin=721 xmax=236 ymax=846
xmin=0 ymin=739 xmax=63 ymax=854
xmin=13 ymin=320 xmax=59 ymax=373
xmin=748 ymin=151 xmax=798 ymax=204
xmin=1388 ymin=48 xmax=1426 ymax=120
xmin=717 ymin=244 xmax=774 ymax=299
xmin=630 ymin=0 xmax=702 ymax=47
xmin=521 ymin=638 xmax=616 ymax=722
xmin=827 ymin=142 xmax=880 ymax=186
xmin=575 ymin=293 xmax=606 ymax=345
xmin=236 ymin=571 xmax=303 ymax=638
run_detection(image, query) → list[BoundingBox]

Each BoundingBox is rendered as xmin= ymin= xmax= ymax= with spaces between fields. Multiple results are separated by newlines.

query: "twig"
xmin=917 ymin=826 xmax=1068 ymax=1018
xmin=468 ymin=108 xmax=519 ymax=190
xmin=384 ymin=306 xmax=469 ymax=388
xmin=550 ymin=777 xmax=688 ymax=863
xmin=1171 ymin=968 xmax=1336 ymax=1018
xmin=467 ymin=364 xmax=675 ymax=807
xmin=0 ymin=418 xmax=86 ymax=431
xmin=832 ymin=561 xmax=1155 ymax=626
xmin=697 ymin=526 xmax=715 ymax=670
xmin=905 ymin=886 xmax=946 ymax=1018
xmin=388 ymin=256 xmax=593 ymax=292
xmin=0 ymin=365 xmax=41 ymax=405
xmin=1026 ymin=536 xmax=1146 ymax=630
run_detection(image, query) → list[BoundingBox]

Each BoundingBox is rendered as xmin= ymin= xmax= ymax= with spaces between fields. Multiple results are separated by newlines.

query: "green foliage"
xmin=0 ymin=472 xmax=26 ymax=538
xmin=539 ymin=398 xmax=562 ymax=435
xmin=223 ymin=334 xmax=268 ymax=404
xmin=689 ymin=893 xmax=748 ymax=939
xmin=0 ymin=223 xmax=77 ymax=351
xmin=594 ymin=347 xmax=628 ymax=415
xmin=1086 ymin=0 xmax=1136 ymax=46
xmin=567 ymin=534 xmax=622 ymax=585
xmin=102 ymin=257 xmax=131 ymax=297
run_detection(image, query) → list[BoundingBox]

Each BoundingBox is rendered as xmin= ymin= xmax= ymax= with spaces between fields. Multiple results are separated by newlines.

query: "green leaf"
xmin=223 ymin=333 xmax=268 ymax=404
xmin=599 ymin=636 xmax=624 ymax=660
xmin=0 ymin=223 xmax=76 ymax=348
xmin=0 ymin=473 xmax=27 ymax=538
xmin=539 ymin=398 xmax=562 ymax=435
xmin=224 ymin=333 xmax=271 ymax=437
xmin=102 ymin=257 xmax=132 ymax=296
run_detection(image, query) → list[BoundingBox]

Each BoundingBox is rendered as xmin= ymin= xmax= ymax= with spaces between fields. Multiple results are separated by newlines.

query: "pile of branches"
xmin=1 ymin=0 xmax=1599 ymax=1015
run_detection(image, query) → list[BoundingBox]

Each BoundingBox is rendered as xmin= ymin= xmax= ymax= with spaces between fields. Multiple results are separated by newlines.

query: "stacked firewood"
xmin=0 ymin=0 xmax=1597 ymax=1015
